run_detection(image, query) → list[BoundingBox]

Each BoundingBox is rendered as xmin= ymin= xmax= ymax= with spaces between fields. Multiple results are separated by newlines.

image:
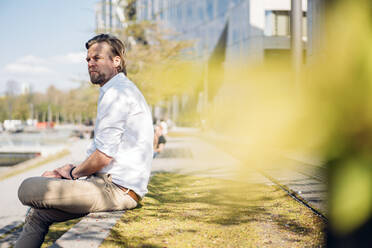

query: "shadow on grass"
xmin=146 ymin=172 xmax=311 ymax=231
xmin=103 ymin=232 xmax=163 ymax=248
xmin=102 ymin=172 xmax=324 ymax=248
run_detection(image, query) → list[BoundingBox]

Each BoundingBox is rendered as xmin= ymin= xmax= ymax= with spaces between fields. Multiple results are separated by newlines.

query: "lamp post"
xmin=291 ymin=0 xmax=303 ymax=87
xmin=203 ymin=46 xmax=209 ymax=113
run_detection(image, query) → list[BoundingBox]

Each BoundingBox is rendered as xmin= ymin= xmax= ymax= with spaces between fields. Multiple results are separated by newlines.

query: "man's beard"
xmin=89 ymin=72 xmax=106 ymax=85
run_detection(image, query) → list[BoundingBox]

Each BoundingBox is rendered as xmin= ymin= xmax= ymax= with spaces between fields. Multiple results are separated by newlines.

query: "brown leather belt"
xmin=115 ymin=184 xmax=140 ymax=203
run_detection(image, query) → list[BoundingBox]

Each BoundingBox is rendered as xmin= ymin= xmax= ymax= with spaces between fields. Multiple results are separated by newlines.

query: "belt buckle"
xmin=128 ymin=190 xmax=139 ymax=203
xmin=117 ymin=184 xmax=139 ymax=203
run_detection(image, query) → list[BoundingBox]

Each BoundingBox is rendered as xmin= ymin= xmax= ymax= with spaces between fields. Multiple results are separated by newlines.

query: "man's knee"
xmin=18 ymin=177 xmax=44 ymax=206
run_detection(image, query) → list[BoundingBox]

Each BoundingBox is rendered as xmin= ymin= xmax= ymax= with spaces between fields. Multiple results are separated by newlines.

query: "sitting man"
xmin=153 ymin=124 xmax=167 ymax=158
xmin=15 ymin=34 xmax=154 ymax=248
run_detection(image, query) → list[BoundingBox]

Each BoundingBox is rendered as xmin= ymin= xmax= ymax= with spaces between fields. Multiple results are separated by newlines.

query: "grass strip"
xmin=0 ymin=223 xmax=23 ymax=241
xmin=101 ymin=172 xmax=325 ymax=248
xmin=41 ymin=218 xmax=82 ymax=248
xmin=0 ymin=149 xmax=70 ymax=181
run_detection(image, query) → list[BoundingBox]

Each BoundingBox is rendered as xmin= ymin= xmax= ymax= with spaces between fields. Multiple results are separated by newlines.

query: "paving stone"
xmin=51 ymin=211 xmax=124 ymax=248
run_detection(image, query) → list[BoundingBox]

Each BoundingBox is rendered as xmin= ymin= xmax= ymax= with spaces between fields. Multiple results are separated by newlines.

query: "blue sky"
xmin=0 ymin=0 xmax=98 ymax=94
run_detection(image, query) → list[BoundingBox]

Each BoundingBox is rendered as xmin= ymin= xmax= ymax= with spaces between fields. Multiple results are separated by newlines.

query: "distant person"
xmin=153 ymin=125 xmax=166 ymax=158
xmin=160 ymin=118 xmax=168 ymax=137
xmin=15 ymin=34 xmax=154 ymax=248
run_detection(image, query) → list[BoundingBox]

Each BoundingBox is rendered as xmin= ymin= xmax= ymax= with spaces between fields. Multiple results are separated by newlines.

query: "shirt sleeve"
xmin=86 ymin=140 xmax=96 ymax=157
xmin=94 ymin=87 xmax=130 ymax=157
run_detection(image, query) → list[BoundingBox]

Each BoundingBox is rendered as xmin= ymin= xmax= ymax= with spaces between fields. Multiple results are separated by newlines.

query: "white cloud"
xmin=3 ymin=51 xmax=87 ymax=76
xmin=4 ymin=63 xmax=52 ymax=74
xmin=1 ymin=52 xmax=89 ymax=92
xmin=3 ymin=55 xmax=51 ymax=75
xmin=17 ymin=55 xmax=47 ymax=65
xmin=53 ymin=52 xmax=86 ymax=64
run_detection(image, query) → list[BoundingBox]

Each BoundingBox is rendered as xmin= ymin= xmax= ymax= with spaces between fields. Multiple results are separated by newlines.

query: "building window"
xmin=198 ymin=4 xmax=204 ymax=21
xmin=144 ymin=4 xmax=148 ymax=19
xmin=177 ymin=4 xmax=182 ymax=19
xmin=265 ymin=10 xmax=307 ymax=38
xmin=265 ymin=11 xmax=290 ymax=37
xmin=206 ymin=0 xmax=214 ymax=20
xmin=233 ymin=28 xmax=239 ymax=43
xmin=217 ymin=0 xmax=228 ymax=16
xmin=187 ymin=2 xmax=192 ymax=18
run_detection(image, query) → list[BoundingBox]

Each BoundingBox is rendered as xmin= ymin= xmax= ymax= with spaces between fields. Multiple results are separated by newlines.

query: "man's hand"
xmin=43 ymin=149 xmax=110 ymax=180
xmin=42 ymin=170 xmax=62 ymax=178
xmin=54 ymin=164 xmax=75 ymax=179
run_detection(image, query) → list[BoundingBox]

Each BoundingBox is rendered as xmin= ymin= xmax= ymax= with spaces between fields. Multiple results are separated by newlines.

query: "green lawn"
xmin=100 ymin=172 xmax=325 ymax=248
xmin=40 ymin=172 xmax=324 ymax=247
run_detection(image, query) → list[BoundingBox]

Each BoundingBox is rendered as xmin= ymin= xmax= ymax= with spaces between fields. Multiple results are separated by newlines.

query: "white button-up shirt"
xmin=87 ymin=73 xmax=154 ymax=198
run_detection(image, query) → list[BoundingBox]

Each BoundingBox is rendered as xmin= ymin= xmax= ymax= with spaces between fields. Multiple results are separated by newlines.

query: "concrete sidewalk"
xmin=152 ymin=135 xmax=271 ymax=184
xmin=0 ymin=138 xmax=91 ymax=238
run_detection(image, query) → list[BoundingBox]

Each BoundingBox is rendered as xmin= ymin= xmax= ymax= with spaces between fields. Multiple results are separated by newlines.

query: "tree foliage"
xmin=113 ymin=21 xmax=201 ymax=105
xmin=0 ymin=83 xmax=99 ymax=123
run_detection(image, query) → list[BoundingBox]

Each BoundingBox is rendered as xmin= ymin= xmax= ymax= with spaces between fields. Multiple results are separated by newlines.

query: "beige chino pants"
xmin=15 ymin=173 xmax=137 ymax=248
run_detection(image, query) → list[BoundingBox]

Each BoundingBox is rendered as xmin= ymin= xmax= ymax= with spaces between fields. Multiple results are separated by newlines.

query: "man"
xmin=153 ymin=124 xmax=166 ymax=158
xmin=15 ymin=34 xmax=154 ymax=248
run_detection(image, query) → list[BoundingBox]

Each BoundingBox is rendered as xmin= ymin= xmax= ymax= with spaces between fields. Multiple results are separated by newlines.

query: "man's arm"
xmin=45 ymin=86 xmax=127 ymax=179
xmin=154 ymin=143 xmax=165 ymax=153
xmin=51 ymin=149 xmax=112 ymax=179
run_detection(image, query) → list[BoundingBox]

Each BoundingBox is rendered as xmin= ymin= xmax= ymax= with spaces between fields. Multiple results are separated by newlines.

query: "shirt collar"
xmin=100 ymin=73 xmax=125 ymax=94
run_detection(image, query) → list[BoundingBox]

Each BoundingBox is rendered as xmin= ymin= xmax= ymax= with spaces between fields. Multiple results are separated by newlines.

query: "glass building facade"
xmin=136 ymin=0 xmax=308 ymax=65
xmin=94 ymin=1 xmax=321 ymax=121
xmin=96 ymin=0 xmax=127 ymax=33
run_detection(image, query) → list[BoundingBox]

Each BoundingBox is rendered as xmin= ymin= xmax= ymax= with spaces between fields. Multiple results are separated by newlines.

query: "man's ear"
xmin=113 ymin=56 xmax=121 ymax=68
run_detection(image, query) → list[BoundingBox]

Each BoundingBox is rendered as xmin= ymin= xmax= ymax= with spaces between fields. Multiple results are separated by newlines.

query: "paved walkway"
xmin=262 ymin=163 xmax=327 ymax=215
xmin=152 ymin=135 xmax=271 ymax=184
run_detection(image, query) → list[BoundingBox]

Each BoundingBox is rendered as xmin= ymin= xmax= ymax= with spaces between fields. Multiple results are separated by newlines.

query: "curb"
xmin=50 ymin=211 xmax=125 ymax=248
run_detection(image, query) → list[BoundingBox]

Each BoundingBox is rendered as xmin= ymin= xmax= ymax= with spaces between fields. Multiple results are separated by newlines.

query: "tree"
xmin=5 ymin=80 xmax=20 ymax=119
xmin=112 ymin=20 xmax=200 ymax=105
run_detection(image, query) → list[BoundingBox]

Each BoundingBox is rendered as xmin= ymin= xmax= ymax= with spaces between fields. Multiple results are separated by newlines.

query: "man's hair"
xmin=85 ymin=34 xmax=127 ymax=75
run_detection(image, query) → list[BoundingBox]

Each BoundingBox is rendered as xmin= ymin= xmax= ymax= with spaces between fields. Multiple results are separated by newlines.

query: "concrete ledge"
xmin=50 ymin=211 xmax=125 ymax=248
